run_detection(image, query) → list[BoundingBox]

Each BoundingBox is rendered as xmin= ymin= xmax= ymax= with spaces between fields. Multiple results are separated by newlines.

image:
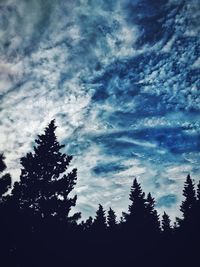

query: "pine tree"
xmin=180 ymin=174 xmax=196 ymax=222
xmin=0 ymin=154 xmax=11 ymax=200
xmin=11 ymin=120 xmax=80 ymax=223
xmin=107 ymin=207 xmax=117 ymax=229
xmin=145 ymin=193 xmax=160 ymax=233
xmin=161 ymin=212 xmax=171 ymax=233
xmin=93 ymin=204 xmax=107 ymax=231
xmin=126 ymin=178 xmax=146 ymax=225
xmin=82 ymin=216 xmax=93 ymax=231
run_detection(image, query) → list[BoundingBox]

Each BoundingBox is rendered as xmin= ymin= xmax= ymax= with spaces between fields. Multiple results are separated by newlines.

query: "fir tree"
xmin=82 ymin=216 xmax=93 ymax=231
xmin=107 ymin=207 xmax=117 ymax=229
xmin=126 ymin=178 xmax=146 ymax=227
xmin=161 ymin=212 xmax=171 ymax=233
xmin=145 ymin=193 xmax=160 ymax=233
xmin=180 ymin=174 xmax=196 ymax=222
xmin=93 ymin=204 xmax=107 ymax=231
xmin=12 ymin=120 xmax=80 ymax=223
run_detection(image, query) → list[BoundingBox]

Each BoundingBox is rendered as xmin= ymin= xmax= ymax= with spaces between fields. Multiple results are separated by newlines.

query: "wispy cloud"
xmin=0 ymin=0 xmax=199 ymax=220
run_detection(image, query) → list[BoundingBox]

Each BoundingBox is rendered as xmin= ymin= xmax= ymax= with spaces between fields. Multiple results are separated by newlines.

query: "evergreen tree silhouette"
xmin=107 ymin=207 xmax=117 ymax=229
xmin=93 ymin=204 xmax=107 ymax=231
xmin=161 ymin=212 xmax=171 ymax=233
xmin=180 ymin=174 xmax=196 ymax=226
xmin=125 ymin=178 xmax=146 ymax=233
xmin=0 ymin=154 xmax=11 ymax=199
xmin=82 ymin=216 xmax=93 ymax=231
xmin=12 ymin=120 xmax=80 ymax=223
xmin=145 ymin=192 xmax=160 ymax=233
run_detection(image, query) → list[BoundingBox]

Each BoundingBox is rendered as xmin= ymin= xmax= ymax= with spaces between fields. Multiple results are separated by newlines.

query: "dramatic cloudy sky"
xmin=0 ymin=0 xmax=199 ymax=221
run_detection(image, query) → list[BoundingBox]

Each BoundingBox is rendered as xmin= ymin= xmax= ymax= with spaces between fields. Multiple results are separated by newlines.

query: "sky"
xmin=0 ymin=0 xmax=199 ymax=221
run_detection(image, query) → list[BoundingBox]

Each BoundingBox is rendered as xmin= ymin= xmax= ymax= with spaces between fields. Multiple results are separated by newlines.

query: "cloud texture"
xmin=0 ymin=0 xmax=200 ymax=220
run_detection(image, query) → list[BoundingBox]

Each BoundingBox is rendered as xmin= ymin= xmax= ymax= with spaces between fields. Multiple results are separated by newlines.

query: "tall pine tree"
xmin=145 ymin=193 xmax=160 ymax=234
xmin=12 ymin=120 xmax=80 ymax=223
xmin=107 ymin=207 xmax=117 ymax=229
xmin=161 ymin=212 xmax=171 ymax=234
xmin=125 ymin=178 xmax=146 ymax=230
xmin=93 ymin=204 xmax=107 ymax=232
xmin=180 ymin=174 xmax=196 ymax=224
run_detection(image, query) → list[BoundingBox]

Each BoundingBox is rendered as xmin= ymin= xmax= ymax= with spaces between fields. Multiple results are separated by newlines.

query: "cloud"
xmin=0 ymin=0 xmax=199 ymax=221
xmin=157 ymin=194 xmax=178 ymax=208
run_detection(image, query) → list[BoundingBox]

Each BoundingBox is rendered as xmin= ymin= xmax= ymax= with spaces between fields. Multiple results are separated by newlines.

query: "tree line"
xmin=0 ymin=120 xmax=199 ymax=267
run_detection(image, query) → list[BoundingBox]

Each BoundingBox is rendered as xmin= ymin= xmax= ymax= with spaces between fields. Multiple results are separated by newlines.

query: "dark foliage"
xmin=107 ymin=207 xmax=117 ymax=229
xmin=0 ymin=121 xmax=199 ymax=267
xmin=12 ymin=120 xmax=80 ymax=223
xmin=180 ymin=174 xmax=196 ymax=223
xmin=161 ymin=211 xmax=171 ymax=233
xmin=93 ymin=204 xmax=107 ymax=232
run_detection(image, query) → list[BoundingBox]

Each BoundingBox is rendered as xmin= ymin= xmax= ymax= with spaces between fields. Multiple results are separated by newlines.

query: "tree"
xmin=82 ymin=216 xmax=93 ymax=231
xmin=180 ymin=174 xmax=196 ymax=223
xmin=11 ymin=120 xmax=80 ymax=223
xmin=107 ymin=207 xmax=117 ymax=229
xmin=0 ymin=154 xmax=11 ymax=200
xmin=161 ymin=212 xmax=171 ymax=233
xmin=93 ymin=204 xmax=107 ymax=231
xmin=125 ymin=178 xmax=146 ymax=230
xmin=145 ymin=193 xmax=160 ymax=233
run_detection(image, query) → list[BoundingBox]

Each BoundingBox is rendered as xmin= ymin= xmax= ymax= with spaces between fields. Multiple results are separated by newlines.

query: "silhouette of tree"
xmin=180 ymin=174 xmax=196 ymax=224
xmin=124 ymin=178 xmax=146 ymax=233
xmin=145 ymin=192 xmax=160 ymax=233
xmin=161 ymin=212 xmax=171 ymax=233
xmin=82 ymin=216 xmax=93 ymax=231
xmin=12 ymin=120 xmax=80 ymax=223
xmin=0 ymin=154 xmax=11 ymax=199
xmin=1 ymin=132 xmax=200 ymax=267
xmin=93 ymin=204 xmax=107 ymax=231
xmin=107 ymin=207 xmax=117 ymax=229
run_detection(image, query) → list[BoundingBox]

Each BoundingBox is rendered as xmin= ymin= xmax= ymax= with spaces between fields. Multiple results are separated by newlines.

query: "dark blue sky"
xmin=0 ymin=0 xmax=199 ymax=220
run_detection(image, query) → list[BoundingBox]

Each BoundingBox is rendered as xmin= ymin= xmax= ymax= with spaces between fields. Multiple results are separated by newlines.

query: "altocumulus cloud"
xmin=0 ymin=0 xmax=199 ymax=220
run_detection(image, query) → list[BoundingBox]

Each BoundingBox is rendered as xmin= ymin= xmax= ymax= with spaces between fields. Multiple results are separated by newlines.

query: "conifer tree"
xmin=82 ymin=216 xmax=93 ymax=231
xmin=145 ymin=193 xmax=160 ymax=233
xmin=125 ymin=178 xmax=146 ymax=228
xmin=11 ymin=120 xmax=80 ymax=223
xmin=93 ymin=204 xmax=107 ymax=231
xmin=107 ymin=207 xmax=117 ymax=229
xmin=180 ymin=174 xmax=196 ymax=222
xmin=161 ymin=212 xmax=171 ymax=233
